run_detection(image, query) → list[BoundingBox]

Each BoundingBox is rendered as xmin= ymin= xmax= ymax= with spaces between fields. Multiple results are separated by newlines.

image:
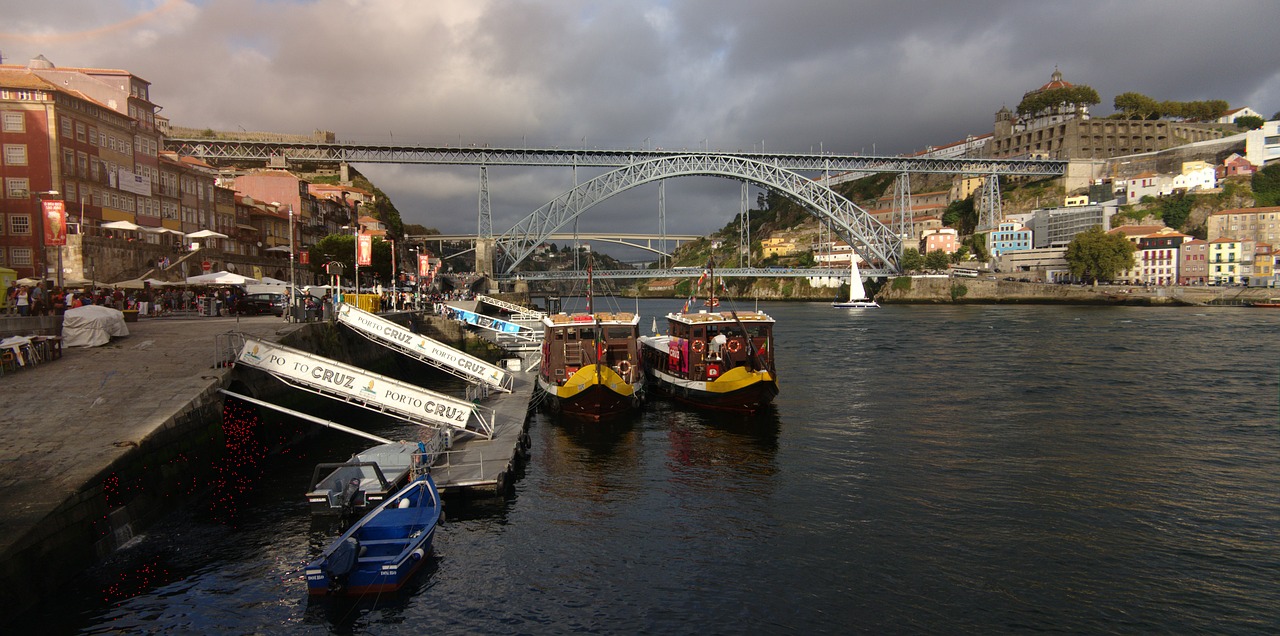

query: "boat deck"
xmin=431 ymin=371 xmax=534 ymax=496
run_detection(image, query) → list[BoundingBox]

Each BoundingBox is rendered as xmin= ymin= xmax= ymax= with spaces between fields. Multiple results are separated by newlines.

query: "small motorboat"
xmin=304 ymin=442 xmax=418 ymax=516
xmin=305 ymin=473 xmax=442 ymax=596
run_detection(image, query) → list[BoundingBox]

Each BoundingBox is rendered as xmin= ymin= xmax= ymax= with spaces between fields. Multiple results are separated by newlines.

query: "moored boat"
xmin=639 ymin=308 xmax=778 ymax=413
xmin=534 ymin=310 xmax=646 ymax=421
xmin=305 ymin=441 xmax=419 ymax=517
xmin=1250 ymin=298 xmax=1280 ymax=308
xmin=305 ymin=472 xmax=442 ymax=596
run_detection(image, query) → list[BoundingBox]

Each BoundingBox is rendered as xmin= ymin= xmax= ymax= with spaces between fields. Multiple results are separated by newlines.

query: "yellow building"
xmin=761 ymin=237 xmax=797 ymax=258
xmin=1208 ymin=237 xmax=1242 ymax=285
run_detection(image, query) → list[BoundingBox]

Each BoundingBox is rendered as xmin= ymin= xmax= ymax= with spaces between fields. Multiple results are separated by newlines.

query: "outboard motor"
xmin=339 ymin=477 xmax=361 ymax=517
xmin=323 ymin=536 xmax=361 ymax=593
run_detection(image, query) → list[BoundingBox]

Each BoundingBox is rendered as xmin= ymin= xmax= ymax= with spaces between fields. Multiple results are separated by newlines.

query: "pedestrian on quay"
xmin=15 ymin=285 xmax=30 ymax=316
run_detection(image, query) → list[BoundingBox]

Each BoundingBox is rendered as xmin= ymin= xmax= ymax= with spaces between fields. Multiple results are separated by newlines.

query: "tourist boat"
xmin=639 ymin=260 xmax=778 ymax=413
xmin=304 ymin=441 xmax=419 ymax=517
xmin=533 ymin=250 xmax=645 ymax=421
xmin=1250 ymin=298 xmax=1280 ymax=308
xmin=305 ymin=473 xmax=442 ymax=596
xmin=833 ymin=257 xmax=879 ymax=309
xmin=534 ymin=309 xmax=646 ymax=421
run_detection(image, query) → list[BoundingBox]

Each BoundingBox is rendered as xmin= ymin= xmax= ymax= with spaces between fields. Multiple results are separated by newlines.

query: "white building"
xmin=1245 ymin=120 xmax=1280 ymax=168
xmin=1161 ymin=161 xmax=1216 ymax=196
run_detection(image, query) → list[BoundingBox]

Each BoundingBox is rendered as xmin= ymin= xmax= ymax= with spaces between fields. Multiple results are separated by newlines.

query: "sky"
xmin=4 ymin=0 xmax=1279 ymax=254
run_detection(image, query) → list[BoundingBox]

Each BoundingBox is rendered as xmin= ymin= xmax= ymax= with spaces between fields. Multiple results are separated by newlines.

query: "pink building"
xmin=920 ymin=227 xmax=959 ymax=254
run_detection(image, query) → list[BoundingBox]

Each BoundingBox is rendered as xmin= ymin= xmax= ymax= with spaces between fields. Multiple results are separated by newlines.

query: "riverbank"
xmin=874 ymin=276 xmax=1279 ymax=306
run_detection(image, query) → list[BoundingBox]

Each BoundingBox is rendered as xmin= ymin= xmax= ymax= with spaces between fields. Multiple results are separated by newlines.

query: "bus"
xmin=952 ymin=267 xmax=979 ymax=278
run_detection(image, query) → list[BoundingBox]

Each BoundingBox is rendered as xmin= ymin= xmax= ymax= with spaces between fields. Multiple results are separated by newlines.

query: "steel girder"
xmin=164 ymin=139 xmax=1066 ymax=176
xmin=495 ymin=154 xmax=902 ymax=274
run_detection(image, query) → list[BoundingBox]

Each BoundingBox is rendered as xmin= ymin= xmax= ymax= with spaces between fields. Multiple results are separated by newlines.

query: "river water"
xmin=16 ymin=302 xmax=1280 ymax=634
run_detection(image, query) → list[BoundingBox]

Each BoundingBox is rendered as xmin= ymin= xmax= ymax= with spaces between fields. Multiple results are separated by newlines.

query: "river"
xmin=15 ymin=302 xmax=1280 ymax=634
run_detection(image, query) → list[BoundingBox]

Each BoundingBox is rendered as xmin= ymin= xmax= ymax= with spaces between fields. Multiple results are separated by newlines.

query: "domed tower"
xmin=1020 ymin=68 xmax=1091 ymax=128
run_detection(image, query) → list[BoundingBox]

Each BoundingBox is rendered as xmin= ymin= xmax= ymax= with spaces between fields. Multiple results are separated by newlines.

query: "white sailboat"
xmin=833 ymin=257 xmax=879 ymax=309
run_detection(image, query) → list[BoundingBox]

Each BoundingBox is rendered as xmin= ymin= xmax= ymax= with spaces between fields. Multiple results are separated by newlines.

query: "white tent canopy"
xmin=185 ymin=271 xmax=260 ymax=285
xmin=144 ymin=227 xmax=185 ymax=236
xmin=259 ymin=276 xmax=290 ymax=286
xmin=101 ymin=220 xmax=142 ymax=231
xmin=186 ymin=229 xmax=229 ymax=239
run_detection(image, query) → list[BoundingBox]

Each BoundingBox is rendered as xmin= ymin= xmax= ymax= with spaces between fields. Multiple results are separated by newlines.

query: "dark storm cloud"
xmin=7 ymin=0 xmax=1278 ymax=239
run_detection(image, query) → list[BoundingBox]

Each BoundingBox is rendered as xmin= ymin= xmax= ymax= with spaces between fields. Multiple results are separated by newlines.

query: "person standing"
xmin=16 ymin=285 xmax=30 ymax=317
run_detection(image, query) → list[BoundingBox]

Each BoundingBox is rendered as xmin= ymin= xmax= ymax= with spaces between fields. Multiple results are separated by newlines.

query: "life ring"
xmin=616 ymin=359 xmax=632 ymax=375
xmin=691 ymin=339 xmax=705 ymax=353
xmin=726 ymin=339 xmax=743 ymax=353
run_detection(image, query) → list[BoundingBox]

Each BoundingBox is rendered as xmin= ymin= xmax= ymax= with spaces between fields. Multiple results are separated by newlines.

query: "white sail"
xmin=848 ymin=259 xmax=867 ymax=302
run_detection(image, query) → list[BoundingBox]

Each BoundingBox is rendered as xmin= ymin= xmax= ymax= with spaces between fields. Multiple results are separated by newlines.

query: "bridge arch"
xmin=494 ymin=154 xmax=902 ymax=274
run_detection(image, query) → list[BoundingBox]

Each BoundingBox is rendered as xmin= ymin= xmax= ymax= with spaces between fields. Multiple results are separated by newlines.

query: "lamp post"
xmin=288 ymin=204 xmax=296 ymax=322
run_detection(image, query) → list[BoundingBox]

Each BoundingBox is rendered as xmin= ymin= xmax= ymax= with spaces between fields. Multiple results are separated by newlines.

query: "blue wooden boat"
xmin=305 ymin=473 xmax=442 ymax=595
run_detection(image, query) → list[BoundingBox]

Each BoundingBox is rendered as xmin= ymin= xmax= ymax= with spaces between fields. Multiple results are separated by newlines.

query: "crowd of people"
xmin=4 ymin=282 xmax=241 ymax=317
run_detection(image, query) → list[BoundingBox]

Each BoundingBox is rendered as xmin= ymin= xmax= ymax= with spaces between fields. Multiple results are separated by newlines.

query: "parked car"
xmin=233 ymin=292 xmax=286 ymax=316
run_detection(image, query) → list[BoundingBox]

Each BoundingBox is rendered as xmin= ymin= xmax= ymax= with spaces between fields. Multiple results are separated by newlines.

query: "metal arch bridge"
xmin=496 ymin=153 xmax=904 ymax=274
xmin=496 ymin=266 xmax=891 ymax=281
xmin=165 ymin=138 xmax=1066 ymax=274
xmin=165 ymin=138 xmax=1065 ymax=176
xmin=410 ymin=232 xmax=703 ymax=258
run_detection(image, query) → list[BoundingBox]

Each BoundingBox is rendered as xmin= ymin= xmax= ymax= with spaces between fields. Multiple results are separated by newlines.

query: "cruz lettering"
xmin=310 ymin=365 xmax=355 ymax=388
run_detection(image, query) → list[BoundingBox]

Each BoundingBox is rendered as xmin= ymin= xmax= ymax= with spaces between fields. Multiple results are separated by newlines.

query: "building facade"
xmin=1179 ymin=239 xmax=1208 ymax=285
xmin=1207 ymin=206 xmax=1280 ymax=247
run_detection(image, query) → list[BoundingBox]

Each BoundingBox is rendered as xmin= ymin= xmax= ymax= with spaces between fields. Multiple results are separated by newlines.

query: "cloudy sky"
xmin=5 ymin=0 xmax=1278 ymax=250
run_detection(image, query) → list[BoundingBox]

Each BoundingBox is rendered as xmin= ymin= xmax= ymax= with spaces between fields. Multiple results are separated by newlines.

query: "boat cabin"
xmin=647 ymin=311 xmax=775 ymax=382
xmin=539 ymin=312 xmax=642 ymax=386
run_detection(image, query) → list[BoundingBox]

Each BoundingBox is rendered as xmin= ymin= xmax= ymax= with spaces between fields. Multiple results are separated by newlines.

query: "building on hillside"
xmin=761 ymin=237 xmax=797 ymax=258
xmin=1162 ymin=161 xmax=1216 ymax=196
xmin=1245 ymin=120 xmax=1280 ymax=167
xmin=1206 ymin=206 xmax=1280 ymax=247
xmin=1064 ymin=195 xmax=1089 ymax=207
xmin=920 ymin=227 xmax=959 ymax=255
xmin=1107 ymin=225 xmax=1175 ymax=284
xmin=908 ymin=134 xmax=993 ymax=160
xmin=988 ymin=221 xmax=1033 ymax=258
xmin=1208 ymin=237 xmax=1243 ymax=285
xmin=987 ymin=70 xmax=1229 ymax=160
xmin=1032 ymin=202 xmax=1117 ymax=248
xmin=1124 ymin=172 xmax=1163 ymax=202
xmin=1179 ymin=239 xmax=1208 ymax=285
xmin=1217 ymin=107 xmax=1262 ymax=125
xmin=1252 ymin=242 xmax=1275 ymax=287
xmin=1135 ymin=230 xmax=1190 ymax=286
xmin=1218 ymin=153 xmax=1256 ymax=178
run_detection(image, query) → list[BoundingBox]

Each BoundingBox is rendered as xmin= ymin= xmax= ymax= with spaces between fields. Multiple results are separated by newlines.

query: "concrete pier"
xmin=0 ymin=311 xmax=532 ymax=623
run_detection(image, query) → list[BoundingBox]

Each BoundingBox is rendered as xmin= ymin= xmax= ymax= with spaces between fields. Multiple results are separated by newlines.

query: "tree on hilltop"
xmin=1065 ymin=226 xmax=1135 ymax=286
xmin=1017 ymin=86 xmax=1100 ymax=119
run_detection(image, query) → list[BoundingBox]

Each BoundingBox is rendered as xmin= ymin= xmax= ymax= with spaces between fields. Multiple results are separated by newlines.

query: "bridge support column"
xmin=475 ymin=238 xmax=495 ymax=277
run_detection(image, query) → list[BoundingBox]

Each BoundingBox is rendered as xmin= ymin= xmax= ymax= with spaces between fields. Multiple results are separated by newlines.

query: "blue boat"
xmin=305 ymin=473 xmax=442 ymax=596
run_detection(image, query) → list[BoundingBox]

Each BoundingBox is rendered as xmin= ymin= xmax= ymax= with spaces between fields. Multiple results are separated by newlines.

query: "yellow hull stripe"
xmin=702 ymin=365 xmax=774 ymax=393
xmin=547 ymin=364 xmax=637 ymax=399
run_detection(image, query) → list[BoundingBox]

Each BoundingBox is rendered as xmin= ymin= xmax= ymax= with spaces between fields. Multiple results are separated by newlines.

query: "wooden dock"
xmin=431 ymin=370 xmax=535 ymax=496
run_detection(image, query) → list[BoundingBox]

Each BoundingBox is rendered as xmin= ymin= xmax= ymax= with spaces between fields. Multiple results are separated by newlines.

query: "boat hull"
xmin=305 ymin=475 xmax=441 ymax=596
xmin=833 ymin=300 xmax=880 ymax=308
xmin=645 ymin=366 xmax=778 ymax=414
xmin=535 ymin=370 xmax=644 ymax=422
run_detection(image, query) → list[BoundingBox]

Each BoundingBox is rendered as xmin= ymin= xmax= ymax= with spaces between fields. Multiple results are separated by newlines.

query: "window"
xmin=10 ymin=247 xmax=31 ymax=266
xmin=75 ymin=121 xmax=86 ymax=142
xmin=60 ymin=117 xmax=72 ymax=138
xmin=10 ymin=214 xmax=31 ymax=235
xmin=3 ymin=144 xmax=26 ymax=166
xmin=1 ymin=112 xmax=23 ymax=132
xmin=5 ymin=178 xmax=29 ymax=199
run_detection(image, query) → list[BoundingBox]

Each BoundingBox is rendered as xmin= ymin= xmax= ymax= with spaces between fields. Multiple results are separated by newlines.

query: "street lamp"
xmin=342 ymin=201 xmax=361 ymax=305
xmin=287 ymin=204 xmax=296 ymax=322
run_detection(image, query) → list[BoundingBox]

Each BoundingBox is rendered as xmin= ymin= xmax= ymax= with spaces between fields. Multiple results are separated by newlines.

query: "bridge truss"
xmin=496 ymin=154 xmax=901 ymax=274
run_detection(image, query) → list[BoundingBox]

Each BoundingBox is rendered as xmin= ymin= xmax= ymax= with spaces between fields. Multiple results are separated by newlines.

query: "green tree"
xmin=942 ymin=196 xmax=976 ymax=234
xmin=1017 ymin=85 xmax=1100 ymax=118
xmin=1160 ymin=195 xmax=1194 ymax=229
xmin=900 ymin=247 xmax=924 ymax=272
xmin=949 ymin=245 xmax=971 ymax=264
xmin=1114 ymin=92 xmax=1160 ymax=119
xmin=924 ymin=249 xmax=951 ymax=272
xmin=964 ymin=233 xmax=989 ymax=262
xmin=1065 ymin=226 xmax=1136 ymax=286
xmin=1235 ymin=115 xmax=1265 ymax=131
xmin=1252 ymin=162 xmax=1280 ymax=207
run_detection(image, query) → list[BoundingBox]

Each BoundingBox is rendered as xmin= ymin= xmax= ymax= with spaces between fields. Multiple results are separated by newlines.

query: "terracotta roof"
xmin=1108 ymin=225 xmax=1167 ymax=237
xmin=1182 ymin=239 xmax=1207 ymax=245
xmin=1208 ymin=237 xmax=1239 ymax=244
xmin=1035 ymin=69 xmax=1074 ymax=92
xmin=0 ymin=69 xmax=57 ymax=90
